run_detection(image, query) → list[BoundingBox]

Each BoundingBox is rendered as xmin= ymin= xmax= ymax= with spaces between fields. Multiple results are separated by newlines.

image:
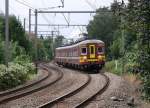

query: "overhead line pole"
xmin=29 ymin=9 xmax=31 ymax=35
xmin=35 ymin=9 xmax=38 ymax=72
xmin=23 ymin=18 xmax=26 ymax=31
xmin=5 ymin=0 xmax=9 ymax=66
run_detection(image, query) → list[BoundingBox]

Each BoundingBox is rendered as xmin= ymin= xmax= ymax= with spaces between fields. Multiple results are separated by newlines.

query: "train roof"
xmin=56 ymin=39 xmax=104 ymax=50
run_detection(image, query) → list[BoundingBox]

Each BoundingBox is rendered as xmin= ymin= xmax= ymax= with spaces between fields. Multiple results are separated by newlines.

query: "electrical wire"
xmin=38 ymin=0 xmax=64 ymax=10
xmin=60 ymin=0 xmax=64 ymax=7
xmin=61 ymin=13 xmax=70 ymax=26
xmin=15 ymin=0 xmax=57 ymax=33
xmin=15 ymin=0 xmax=35 ymax=10
xmin=38 ymin=6 xmax=62 ymax=10
xmin=85 ymin=0 xmax=97 ymax=10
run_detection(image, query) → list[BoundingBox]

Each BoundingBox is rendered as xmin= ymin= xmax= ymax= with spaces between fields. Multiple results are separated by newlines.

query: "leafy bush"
xmin=0 ymin=41 xmax=4 ymax=64
xmin=124 ymin=51 xmax=140 ymax=73
xmin=14 ymin=55 xmax=31 ymax=64
xmin=105 ymin=60 xmax=122 ymax=75
xmin=14 ymin=55 xmax=35 ymax=74
xmin=0 ymin=62 xmax=35 ymax=91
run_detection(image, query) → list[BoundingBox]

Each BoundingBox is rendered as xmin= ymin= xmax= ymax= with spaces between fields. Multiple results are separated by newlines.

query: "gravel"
xmin=0 ymin=65 xmax=145 ymax=108
xmin=84 ymin=72 xmax=142 ymax=108
xmin=51 ymin=73 xmax=106 ymax=108
xmin=0 ymin=65 xmax=89 ymax=108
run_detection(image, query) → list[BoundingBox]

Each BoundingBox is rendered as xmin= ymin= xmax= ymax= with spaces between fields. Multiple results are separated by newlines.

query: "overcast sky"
xmin=0 ymin=0 xmax=124 ymax=39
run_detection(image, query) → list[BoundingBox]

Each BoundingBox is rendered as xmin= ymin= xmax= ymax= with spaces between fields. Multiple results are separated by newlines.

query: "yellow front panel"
xmin=87 ymin=59 xmax=98 ymax=62
xmin=89 ymin=45 xmax=95 ymax=58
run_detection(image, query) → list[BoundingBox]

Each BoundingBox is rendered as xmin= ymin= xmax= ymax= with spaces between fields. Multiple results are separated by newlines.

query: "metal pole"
xmin=58 ymin=25 xmax=60 ymax=36
xmin=35 ymin=9 xmax=38 ymax=72
xmin=51 ymin=31 xmax=54 ymax=57
xmin=121 ymin=15 xmax=125 ymax=75
xmin=24 ymin=18 xmax=26 ymax=31
xmin=5 ymin=0 xmax=9 ymax=66
xmin=29 ymin=9 xmax=31 ymax=35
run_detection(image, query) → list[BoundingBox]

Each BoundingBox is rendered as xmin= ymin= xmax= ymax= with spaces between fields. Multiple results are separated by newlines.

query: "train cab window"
xmin=97 ymin=47 xmax=103 ymax=53
xmin=91 ymin=46 xmax=94 ymax=54
xmin=81 ymin=47 xmax=87 ymax=55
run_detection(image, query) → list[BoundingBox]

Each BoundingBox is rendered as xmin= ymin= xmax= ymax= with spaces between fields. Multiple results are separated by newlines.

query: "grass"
xmin=105 ymin=60 xmax=150 ymax=107
xmin=27 ymin=73 xmax=37 ymax=81
xmin=123 ymin=73 xmax=150 ymax=108
xmin=104 ymin=60 xmax=122 ymax=75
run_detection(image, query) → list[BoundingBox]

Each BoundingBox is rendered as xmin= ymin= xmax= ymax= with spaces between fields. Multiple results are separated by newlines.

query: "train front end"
xmin=79 ymin=40 xmax=105 ymax=70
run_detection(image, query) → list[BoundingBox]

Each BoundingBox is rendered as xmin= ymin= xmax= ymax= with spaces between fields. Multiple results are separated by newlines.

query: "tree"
xmin=87 ymin=7 xmax=120 ymax=59
xmin=54 ymin=35 xmax=64 ymax=48
xmin=124 ymin=0 xmax=150 ymax=100
xmin=0 ymin=15 xmax=31 ymax=53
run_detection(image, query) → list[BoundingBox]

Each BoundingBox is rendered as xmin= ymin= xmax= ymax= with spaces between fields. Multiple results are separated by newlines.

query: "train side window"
xmin=81 ymin=47 xmax=87 ymax=55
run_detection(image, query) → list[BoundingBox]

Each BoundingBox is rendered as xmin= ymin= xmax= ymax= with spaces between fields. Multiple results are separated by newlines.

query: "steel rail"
xmin=37 ymin=69 xmax=91 ymax=108
xmin=74 ymin=73 xmax=110 ymax=108
xmin=0 ymin=63 xmax=63 ymax=104
xmin=0 ymin=65 xmax=49 ymax=96
xmin=38 ymin=69 xmax=110 ymax=108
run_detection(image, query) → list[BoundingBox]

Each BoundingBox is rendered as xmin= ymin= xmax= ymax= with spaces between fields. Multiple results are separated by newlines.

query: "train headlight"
xmin=98 ymin=55 xmax=105 ymax=61
xmin=83 ymin=56 xmax=87 ymax=60
xmin=98 ymin=55 xmax=102 ymax=60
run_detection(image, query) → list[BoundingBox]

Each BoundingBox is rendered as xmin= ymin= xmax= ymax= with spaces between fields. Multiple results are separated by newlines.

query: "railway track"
xmin=38 ymin=68 xmax=110 ymax=108
xmin=75 ymin=73 xmax=110 ymax=108
xmin=0 ymin=63 xmax=90 ymax=108
xmin=0 ymin=63 xmax=63 ymax=104
xmin=0 ymin=63 xmax=110 ymax=108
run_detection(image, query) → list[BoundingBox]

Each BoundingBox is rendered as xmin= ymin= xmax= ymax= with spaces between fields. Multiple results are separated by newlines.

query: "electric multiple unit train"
xmin=55 ymin=38 xmax=105 ymax=72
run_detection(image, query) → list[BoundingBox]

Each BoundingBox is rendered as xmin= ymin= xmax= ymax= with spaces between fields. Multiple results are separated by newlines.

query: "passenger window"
xmin=81 ymin=47 xmax=87 ymax=55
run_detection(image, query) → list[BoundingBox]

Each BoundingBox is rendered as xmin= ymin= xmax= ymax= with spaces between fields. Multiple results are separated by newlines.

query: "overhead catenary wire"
xmin=61 ymin=13 xmax=70 ymax=26
xmin=15 ymin=0 xmax=35 ymax=10
xmin=38 ymin=0 xmax=64 ymax=10
xmin=15 ymin=0 xmax=55 ymax=33
xmin=39 ymin=0 xmax=59 ymax=32
xmin=85 ymin=0 xmax=97 ymax=10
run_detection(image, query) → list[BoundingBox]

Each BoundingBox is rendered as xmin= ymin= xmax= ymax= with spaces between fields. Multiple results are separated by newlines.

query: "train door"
xmin=89 ymin=45 xmax=95 ymax=58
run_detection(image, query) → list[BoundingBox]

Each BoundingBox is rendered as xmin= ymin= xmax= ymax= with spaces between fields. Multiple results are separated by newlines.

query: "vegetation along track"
xmin=38 ymin=69 xmax=110 ymax=108
xmin=0 ymin=63 xmax=63 ymax=104
xmin=0 ymin=63 xmax=90 ymax=108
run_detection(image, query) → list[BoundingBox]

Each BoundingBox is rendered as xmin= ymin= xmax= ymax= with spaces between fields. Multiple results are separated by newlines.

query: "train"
xmin=55 ymin=38 xmax=105 ymax=72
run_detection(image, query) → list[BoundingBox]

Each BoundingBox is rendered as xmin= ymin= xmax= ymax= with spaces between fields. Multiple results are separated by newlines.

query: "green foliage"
xmin=9 ymin=16 xmax=30 ymax=52
xmin=13 ymin=54 xmax=35 ymax=74
xmin=43 ymin=38 xmax=53 ymax=60
xmin=37 ymin=39 xmax=48 ymax=61
xmin=125 ymin=0 xmax=150 ymax=101
xmin=0 ymin=14 xmax=37 ymax=91
xmin=14 ymin=55 xmax=31 ymax=64
xmin=109 ymin=30 xmax=122 ymax=59
xmin=54 ymin=36 xmax=65 ymax=48
xmin=87 ymin=7 xmax=121 ymax=59
xmin=124 ymin=51 xmax=140 ymax=73
xmin=105 ymin=60 xmax=122 ymax=75
xmin=0 ymin=62 xmax=35 ymax=90
xmin=0 ymin=40 xmax=27 ymax=63
xmin=0 ymin=15 xmax=31 ymax=54
xmin=0 ymin=41 xmax=4 ymax=64
xmin=88 ymin=0 xmax=150 ymax=101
